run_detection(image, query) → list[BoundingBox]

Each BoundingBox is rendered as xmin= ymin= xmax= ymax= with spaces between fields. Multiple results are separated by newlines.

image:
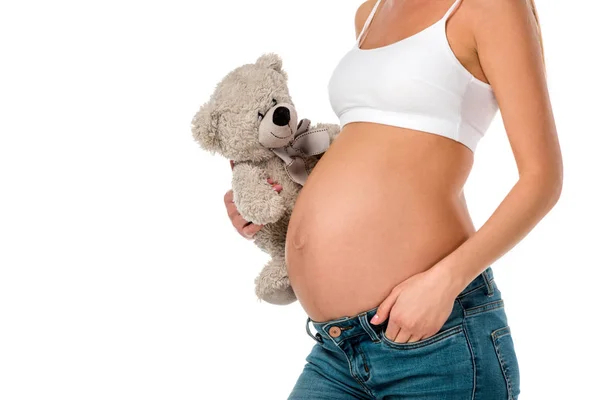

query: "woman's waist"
xmin=304 ymin=126 xmax=473 ymax=200
xmin=288 ymin=127 xmax=476 ymax=253
xmin=286 ymin=204 xmax=474 ymax=273
xmin=285 ymin=198 xmax=475 ymax=320
xmin=284 ymin=127 xmax=477 ymax=320
xmin=288 ymin=182 xmax=473 ymax=244
xmin=285 ymin=225 xmax=475 ymax=322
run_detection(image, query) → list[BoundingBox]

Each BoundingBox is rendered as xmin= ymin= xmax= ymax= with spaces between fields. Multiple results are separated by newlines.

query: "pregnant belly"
xmin=285 ymin=123 xmax=477 ymax=322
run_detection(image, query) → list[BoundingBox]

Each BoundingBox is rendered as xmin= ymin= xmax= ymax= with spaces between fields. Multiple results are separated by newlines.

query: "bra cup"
xmin=327 ymin=0 xmax=498 ymax=153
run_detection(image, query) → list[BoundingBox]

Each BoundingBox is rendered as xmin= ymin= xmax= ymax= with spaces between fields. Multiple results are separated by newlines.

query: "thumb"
xmin=370 ymin=293 xmax=395 ymax=325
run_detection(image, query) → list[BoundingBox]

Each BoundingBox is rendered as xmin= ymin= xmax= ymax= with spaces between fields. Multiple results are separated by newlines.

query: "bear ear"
xmin=256 ymin=52 xmax=284 ymax=73
xmin=191 ymin=102 xmax=220 ymax=154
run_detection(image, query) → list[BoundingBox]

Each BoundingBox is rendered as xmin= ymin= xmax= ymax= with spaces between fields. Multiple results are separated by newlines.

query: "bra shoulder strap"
xmin=356 ymin=0 xmax=384 ymax=45
xmin=441 ymin=0 xmax=464 ymax=22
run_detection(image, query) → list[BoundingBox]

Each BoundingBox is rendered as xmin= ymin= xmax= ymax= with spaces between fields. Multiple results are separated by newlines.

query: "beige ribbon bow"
xmin=270 ymin=118 xmax=330 ymax=186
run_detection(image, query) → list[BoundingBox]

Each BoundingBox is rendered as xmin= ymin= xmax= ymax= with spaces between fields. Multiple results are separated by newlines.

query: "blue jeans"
xmin=288 ymin=267 xmax=520 ymax=399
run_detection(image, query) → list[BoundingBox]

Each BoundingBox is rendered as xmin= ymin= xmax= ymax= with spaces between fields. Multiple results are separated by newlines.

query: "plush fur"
xmin=191 ymin=53 xmax=340 ymax=305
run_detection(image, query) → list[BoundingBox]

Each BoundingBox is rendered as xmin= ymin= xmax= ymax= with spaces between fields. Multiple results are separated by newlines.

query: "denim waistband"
xmin=305 ymin=266 xmax=495 ymax=344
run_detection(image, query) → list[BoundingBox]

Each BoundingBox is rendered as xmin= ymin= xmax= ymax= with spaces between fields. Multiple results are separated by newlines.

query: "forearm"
xmin=431 ymin=171 xmax=562 ymax=296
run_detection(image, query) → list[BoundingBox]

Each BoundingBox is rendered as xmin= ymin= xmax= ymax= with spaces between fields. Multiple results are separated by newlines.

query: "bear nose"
xmin=272 ymin=106 xmax=291 ymax=127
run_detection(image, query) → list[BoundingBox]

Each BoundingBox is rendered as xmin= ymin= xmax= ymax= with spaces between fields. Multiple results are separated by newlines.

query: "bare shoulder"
xmin=468 ymin=0 xmax=539 ymax=33
xmin=354 ymin=0 xmax=378 ymax=39
xmin=467 ymin=0 xmax=546 ymax=104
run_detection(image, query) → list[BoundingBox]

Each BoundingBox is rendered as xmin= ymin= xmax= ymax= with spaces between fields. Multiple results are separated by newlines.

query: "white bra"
xmin=327 ymin=0 xmax=498 ymax=153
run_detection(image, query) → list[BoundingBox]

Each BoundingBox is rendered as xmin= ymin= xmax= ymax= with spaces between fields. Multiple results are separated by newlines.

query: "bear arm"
xmin=231 ymin=162 xmax=286 ymax=225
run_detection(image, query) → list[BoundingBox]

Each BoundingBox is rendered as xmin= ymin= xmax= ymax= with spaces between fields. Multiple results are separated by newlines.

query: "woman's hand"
xmin=226 ymin=160 xmax=282 ymax=239
xmin=370 ymin=266 xmax=460 ymax=343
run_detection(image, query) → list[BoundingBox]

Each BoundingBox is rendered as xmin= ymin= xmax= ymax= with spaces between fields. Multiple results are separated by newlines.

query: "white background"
xmin=1 ymin=0 xmax=598 ymax=399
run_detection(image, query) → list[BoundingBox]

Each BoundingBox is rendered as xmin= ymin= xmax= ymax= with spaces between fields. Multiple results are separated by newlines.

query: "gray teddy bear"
xmin=191 ymin=53 xmax=340 ymax=305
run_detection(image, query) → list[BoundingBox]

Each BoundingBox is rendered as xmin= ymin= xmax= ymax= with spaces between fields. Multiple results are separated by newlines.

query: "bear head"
xmin=191 ymin=53 xmax=300 ymax=162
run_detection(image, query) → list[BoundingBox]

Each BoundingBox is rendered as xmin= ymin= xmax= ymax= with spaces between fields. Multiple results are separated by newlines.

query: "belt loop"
xmin=305 ymin=317 xmax=323 ymax=343
xmin=358 ymin=313 xmax=381 ymax=342
xmin=482 ymin=266 xmax=494 ymax=297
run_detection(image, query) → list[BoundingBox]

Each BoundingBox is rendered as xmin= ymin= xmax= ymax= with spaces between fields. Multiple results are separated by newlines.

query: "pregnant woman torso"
xmin=286 ymin=0 xmax=496 ymax=322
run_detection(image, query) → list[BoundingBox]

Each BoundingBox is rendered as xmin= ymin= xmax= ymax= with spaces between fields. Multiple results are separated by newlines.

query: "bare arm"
xmin=430 ymin=0 xmax=563 ymax=293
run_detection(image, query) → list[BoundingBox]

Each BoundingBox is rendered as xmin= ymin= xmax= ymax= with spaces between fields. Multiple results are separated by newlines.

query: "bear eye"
xmin=257 ymin=99 xmax=277 ymax=121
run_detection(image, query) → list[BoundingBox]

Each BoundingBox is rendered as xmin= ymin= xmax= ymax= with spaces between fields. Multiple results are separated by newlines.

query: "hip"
xmin=290 ymin=267 xmax=521 ymax=399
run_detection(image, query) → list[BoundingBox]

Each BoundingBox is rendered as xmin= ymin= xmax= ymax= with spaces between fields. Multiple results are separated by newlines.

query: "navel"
xmin=291 ymin=230 xmax=308 ymax=250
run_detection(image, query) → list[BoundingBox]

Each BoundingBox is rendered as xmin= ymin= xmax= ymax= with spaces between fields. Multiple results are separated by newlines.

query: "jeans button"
xmin=329 ymin=326 xmax=341 ymax=337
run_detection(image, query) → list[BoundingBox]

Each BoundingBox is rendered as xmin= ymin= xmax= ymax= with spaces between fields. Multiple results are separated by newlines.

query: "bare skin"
xmin=224 ymin=159 xmax=282 ymax=239
xmin=286 ymin=0 xmax=493 ymax=323
xmin=225 ymin=0 xmax=561 ymax=343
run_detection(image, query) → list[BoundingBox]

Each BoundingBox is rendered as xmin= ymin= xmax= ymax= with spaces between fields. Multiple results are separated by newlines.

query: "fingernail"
xmin=370 ymin=314 xmax=379 ymax=324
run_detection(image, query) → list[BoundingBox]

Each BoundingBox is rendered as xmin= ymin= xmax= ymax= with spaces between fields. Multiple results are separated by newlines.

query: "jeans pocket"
xmin=379 ymin=324 xmax=464 ymax=350
xmin=491 ymin=326 xmax=521 ymax=399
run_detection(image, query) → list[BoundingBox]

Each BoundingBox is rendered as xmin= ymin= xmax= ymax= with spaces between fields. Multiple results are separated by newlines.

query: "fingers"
xmin=267 ymin=177 xmax=282 ymax=193
xmin=392 ymin=329 xmax=415 ymax=344
xmin=241 ymin=221 xmax=264 ymax=238
xmin=224 ymin=188 xmax=233 ymax=203
xmin=231 ymin=213 xmax=249 ymax=230
xmin=223 ymin=189 xmax=264 ymax=239
xmin=371 ymin=288 xmax=425 ymax=344
xmin=387 ymin=318 xmax=429 ymax=344
xmin=371 ymin=291 xmax=401 ymax=341
xmin=231 ymin=210 xmax=264 ymax=239
xmin=229 ymin=159 xmax=281 ymax=192
xmin=406 ymin=334 xmax=424 ymax=343
xmin=397 ymin=330 xmax=426 ymax=343
xmin=224 ymin=165 xmax=280 ymax=239
xmin=386 ymin=320 xmax=424 ymax=344
xmin=224 ymin=190 xmax=238 ymax=218
xmin=370 ymin=289 xmax=396 ymax=325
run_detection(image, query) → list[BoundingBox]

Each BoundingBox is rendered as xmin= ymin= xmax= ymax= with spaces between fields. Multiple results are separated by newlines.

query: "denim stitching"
xmin=303 ymin=357 xmax=371 ymax=400
xmin=482 ymin=268 xmax=495 ymax=296
xmin=355 ymin=345 xmax=372 ymax=378
xmin=456 ymin=297 xmax=477 ymax=400
xmin=456 ymin=278 xmax=495 ymax=299
xmin=325 ymin=325 xmax=377 ymax=398
xmin=380 ymin=324 xmax=463 ymax=350
xmin=492 ymin=326 xmax=514 ymax=399
xmin=328 ymin=332 xmax=368 ymax=345
xmin=329 ymin=339 xmax=376 ymax=398
xmin=358 ymin=314 xmax=381 ymax=343
xmin=492 ymin=326 xmax=511 ymax=340
xmin=305 ymin=317 xmax=315 ymax=341
xmin=494 ymin=331 xmax=511 ymax=340
xmin=305 ymin=317 xmax=324 ymax=343
xmin=456 ymin=283 xmax=486 ymax=298
xmin=464 ymin=299 xmax=504 ymax=317
xmin=319 ymin=316 xmax=351 ymax=330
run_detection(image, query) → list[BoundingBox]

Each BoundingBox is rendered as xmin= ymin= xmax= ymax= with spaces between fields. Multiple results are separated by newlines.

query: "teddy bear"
xmin=191 ymin=53 xmax=340 ymax=305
